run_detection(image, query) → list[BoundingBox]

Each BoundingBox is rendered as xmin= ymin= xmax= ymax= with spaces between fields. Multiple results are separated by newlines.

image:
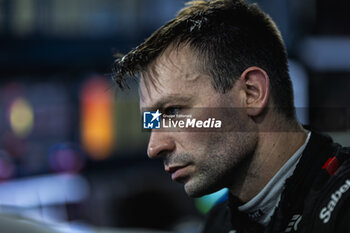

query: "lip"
xmin=165 ymin=165 xmax=189 ymax=181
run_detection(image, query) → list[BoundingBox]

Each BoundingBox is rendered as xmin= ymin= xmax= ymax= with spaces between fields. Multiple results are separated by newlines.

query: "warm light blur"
xmin=9 ymin=97 xmax=34 ymax=138
xmin=80 ymin=76 xmax=115 ymax=160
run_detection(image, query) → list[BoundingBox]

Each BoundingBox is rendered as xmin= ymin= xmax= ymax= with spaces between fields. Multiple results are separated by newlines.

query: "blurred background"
xmin=0 ymin=0 xmax=350 ymax=232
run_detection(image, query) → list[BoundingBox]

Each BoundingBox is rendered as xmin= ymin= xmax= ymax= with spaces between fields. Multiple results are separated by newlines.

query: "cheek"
xmin=203 ymin=132 xmax=258 ymax=165
xmin=176 ymin=130 xmax=258 ymax=167
xmin=177 ymin=131 xmax=229 ymax=162
xmin=176 ymin=132 xmax=209 ymax=151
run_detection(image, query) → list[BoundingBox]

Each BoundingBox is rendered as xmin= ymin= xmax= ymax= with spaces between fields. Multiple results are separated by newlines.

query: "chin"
xmin=184 ymin=180 xmax=220 ymax=198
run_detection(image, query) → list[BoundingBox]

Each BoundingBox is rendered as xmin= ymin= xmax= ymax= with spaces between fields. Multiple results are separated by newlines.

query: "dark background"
xmin=0 ymin=0 xmax=350 ymax=232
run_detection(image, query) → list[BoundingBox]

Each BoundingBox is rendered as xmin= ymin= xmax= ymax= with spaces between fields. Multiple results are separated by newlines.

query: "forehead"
xmin=139 ymin=45 xmax=211 ymax=108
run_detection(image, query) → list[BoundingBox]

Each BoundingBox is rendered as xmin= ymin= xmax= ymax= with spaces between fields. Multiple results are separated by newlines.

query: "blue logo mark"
xmin=143 ymin=110 xmax=161 ymax=129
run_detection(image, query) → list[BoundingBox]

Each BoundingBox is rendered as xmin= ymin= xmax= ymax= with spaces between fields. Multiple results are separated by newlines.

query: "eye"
xmin=164 ymin=106 xmax=181 ymax=115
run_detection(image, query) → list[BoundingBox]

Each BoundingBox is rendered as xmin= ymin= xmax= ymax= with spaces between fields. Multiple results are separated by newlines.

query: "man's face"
xmin=139 ymin=46 xmax=258 ymax=197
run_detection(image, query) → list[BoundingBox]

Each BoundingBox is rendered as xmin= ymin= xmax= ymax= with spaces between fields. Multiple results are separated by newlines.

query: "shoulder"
xmin=334 ymin=192 xmax=350 ymax=233
xmin=303 ymin=146 xmax=350 ymax=233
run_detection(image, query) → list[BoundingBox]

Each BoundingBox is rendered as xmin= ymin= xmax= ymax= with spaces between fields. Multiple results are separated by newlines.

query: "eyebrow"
xmin=150 ymin=95 xmax=194 ymax=110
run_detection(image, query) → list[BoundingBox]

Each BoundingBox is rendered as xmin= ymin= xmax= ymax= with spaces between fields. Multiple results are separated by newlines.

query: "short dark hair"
xmin=112 ymin=0 xmax=295 ymax=119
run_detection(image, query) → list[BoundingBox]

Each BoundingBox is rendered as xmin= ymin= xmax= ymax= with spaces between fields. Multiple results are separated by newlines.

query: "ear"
xmin=240 ymin=66 xmax=269 ymax=116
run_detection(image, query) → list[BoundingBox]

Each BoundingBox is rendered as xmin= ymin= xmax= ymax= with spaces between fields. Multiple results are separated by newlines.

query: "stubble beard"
xmin=183 ymin=132 xmax=258 ymax=198
xmin=183 ymin=152 xmax=245 ymax=197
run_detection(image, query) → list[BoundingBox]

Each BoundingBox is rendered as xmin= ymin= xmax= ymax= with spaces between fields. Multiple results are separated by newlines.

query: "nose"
xmin=147 ymin=132 xmax=175 ymax=159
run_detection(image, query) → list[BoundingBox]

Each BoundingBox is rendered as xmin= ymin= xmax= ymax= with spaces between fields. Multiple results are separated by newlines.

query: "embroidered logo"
xmin=285 ymin=214 xmax=302 ymax=232
xmin=248 ymin=209 xmax=264 ymax=222
xmin=319 ymin=179 xmax=350 ymax=223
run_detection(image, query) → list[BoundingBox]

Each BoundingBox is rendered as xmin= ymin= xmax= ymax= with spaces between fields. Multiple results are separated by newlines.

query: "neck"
xmin=229 ymin=121 xmax=307 ymax=203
